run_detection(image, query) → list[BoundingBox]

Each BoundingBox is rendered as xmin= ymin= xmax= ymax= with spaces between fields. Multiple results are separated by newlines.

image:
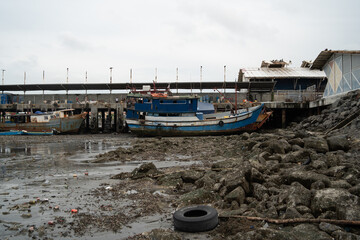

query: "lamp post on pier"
xmin=109 ymin=67 xmax=113 ymax=95
xmin=2 ymin=69 xmax=5 ymax=86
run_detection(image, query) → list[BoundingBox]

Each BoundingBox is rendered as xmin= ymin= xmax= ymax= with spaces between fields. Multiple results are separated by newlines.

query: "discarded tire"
xmin=173 ymin=205 xmax=218 ymax=232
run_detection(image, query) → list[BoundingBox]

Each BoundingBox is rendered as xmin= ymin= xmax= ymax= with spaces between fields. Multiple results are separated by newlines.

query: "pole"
xmin=42 ymin=70 xmax=45 ymax=102
xmin=224 ymin=65 xmax=226 ymax=94
xmin=66 ymin=68 xmax=69 ymax=102
xmin=1 ymin=69 xmax=5 ymax=86
xmin=85 ymin=71 xmax=88 ymax=95
xmin=24 ymin=71 xmax=26 ymax=104
xmin=176 ymin=68 xmax=178 ymax=94
xmin=155 ymin=68 xmax=157 ymax=83
xmin=109 ymin=67 xmax=113 ymax=97
xmin=200 ymin=66 xmax=202 ymax=94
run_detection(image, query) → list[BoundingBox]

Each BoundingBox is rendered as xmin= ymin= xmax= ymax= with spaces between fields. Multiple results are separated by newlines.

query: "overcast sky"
xmin=0 ymin=0 xmax=359 ymax=87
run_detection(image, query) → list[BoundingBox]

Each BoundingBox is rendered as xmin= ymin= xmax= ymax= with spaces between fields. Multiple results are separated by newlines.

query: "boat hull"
xmin=0 ymin=115 xmax=84 ymax=134
xmin=127 ymin=104 xmax=264 ymax=137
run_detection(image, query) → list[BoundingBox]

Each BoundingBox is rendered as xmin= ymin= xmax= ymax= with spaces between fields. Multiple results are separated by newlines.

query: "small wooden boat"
xmin=0 ymin=130 xmax=24 ymax=135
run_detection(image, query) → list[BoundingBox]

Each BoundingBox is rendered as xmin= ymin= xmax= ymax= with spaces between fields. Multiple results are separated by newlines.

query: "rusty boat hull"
xmin=0 ymin=114 xmax=85 ymax=134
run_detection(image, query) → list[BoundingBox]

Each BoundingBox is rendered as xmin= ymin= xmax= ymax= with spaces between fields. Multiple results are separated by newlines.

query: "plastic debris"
xmin=73 ymin=174 xmax=77 ymax=178
xmin=84 ymin=172 xmax=89 ymax=176
xmin=71 ymin=209 xmax=78 ymax=213
xmin=125 ymin=190 xmax=138 ymax=195
xmin=105 ymin=186 xmax=113 ymax=191
xmin=29 ymin=200 xmax=37 ymax=204
xmin=28 ymin=226 xmax=34 ymax=232
xmin=54 ymin=206 xmax=60 ymax=211
xmin=48 ymin=221 xmax=54 ymax=225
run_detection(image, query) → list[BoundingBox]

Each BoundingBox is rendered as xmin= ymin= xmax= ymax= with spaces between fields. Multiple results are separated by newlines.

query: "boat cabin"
xmin=126 ymin=93 xmax=199 ymax=119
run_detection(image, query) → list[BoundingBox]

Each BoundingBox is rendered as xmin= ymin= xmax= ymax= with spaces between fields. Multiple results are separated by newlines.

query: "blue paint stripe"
xmin=128 ymin=104 xmax=263 ymax=134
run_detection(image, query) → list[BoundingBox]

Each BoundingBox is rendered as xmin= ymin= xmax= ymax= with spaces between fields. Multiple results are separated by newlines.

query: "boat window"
xmin=160 ymin=100 xmax=163 ymax=103
xmin=44 ymin=116 xmax=48 ymax=120
xmin=173 ymin=100 xmax=177 ymax=103
xmin=56 ymin=113 xmax=60 ymax=117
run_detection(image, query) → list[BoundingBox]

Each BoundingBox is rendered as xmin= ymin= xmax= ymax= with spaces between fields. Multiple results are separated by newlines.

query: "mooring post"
xmin=282 ymin=109 xmax=286 ymax=128
xmin=90 ymin=106 xmax=98 ymax=133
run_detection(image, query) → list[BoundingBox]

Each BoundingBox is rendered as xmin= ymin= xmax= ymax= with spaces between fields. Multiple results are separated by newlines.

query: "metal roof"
xmin=242 ymin=67 xmax=326 ymax=79
xmin=311 ymin=50 xmax=360 ymax=70
xmin=0 ymin=81 xmax=276 ymax=92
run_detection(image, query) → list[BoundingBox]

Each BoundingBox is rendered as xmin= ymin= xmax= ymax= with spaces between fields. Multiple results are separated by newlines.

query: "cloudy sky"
xmin=0 ymin=0 xmax=359 ymax=87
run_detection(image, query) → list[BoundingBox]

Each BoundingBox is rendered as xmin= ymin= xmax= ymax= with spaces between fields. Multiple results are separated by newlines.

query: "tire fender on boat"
xmin=218 ymin=121 xmax=224 ymax=127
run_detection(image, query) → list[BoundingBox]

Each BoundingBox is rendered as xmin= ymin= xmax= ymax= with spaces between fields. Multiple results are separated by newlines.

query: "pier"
xmin=0 ymin=81 xmax=332 ymax=132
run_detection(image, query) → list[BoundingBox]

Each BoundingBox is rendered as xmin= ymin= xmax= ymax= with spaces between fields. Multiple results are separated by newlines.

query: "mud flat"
xmin=1 ymin=90 xmax=360 ymax=239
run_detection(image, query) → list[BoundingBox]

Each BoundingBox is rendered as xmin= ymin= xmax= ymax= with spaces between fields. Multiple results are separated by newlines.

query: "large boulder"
xmin=288 ymin=138 xmax=305 ymax=148
xmin=304 ymin=137 xmax=329 ymax=153
xmin=278 ymin=182 xmax=311 ymax=207
xmin=326 ymin=135 xmax=350 ymax=151
xmin=291 ymin=224 xmax=333 ymax=240
xmin=318 ymin=222 xmax=342 ymax=235
xmin=282 ymin=149 xmax=310 ymax=163
xmin=224 ymin=186 xmax=246 ymax=205
xmin=337 ymin=205 xmax=360 ymax=221
xmin=281 ymin=170 xmax=330 ymax=189
xmin=131 ymin=162 xmax=160 ymax=179
xmin=268 ymin=139 xmax=291 ymax=154
xmin=311 ymin=188 xmax=359 ymax=216
xmin=181 ymin=170 xmax=204 ymax=183
xmin=223 ymin=169 xmax=251 ymax=194
xmin=252 ymin=183 xmax=268 ymax=201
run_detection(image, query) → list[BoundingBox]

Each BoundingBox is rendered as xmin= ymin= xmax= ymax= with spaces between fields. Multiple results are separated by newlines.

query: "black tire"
xmin=218 ymin=120 xmax=224 ymax=127
xmin=173 ymin=205 xmax=218 ymax=232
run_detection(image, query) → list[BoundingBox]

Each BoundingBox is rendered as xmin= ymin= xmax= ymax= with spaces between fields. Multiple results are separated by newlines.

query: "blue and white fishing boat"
xmin=125 ymin=86 xmax=269 ymax=137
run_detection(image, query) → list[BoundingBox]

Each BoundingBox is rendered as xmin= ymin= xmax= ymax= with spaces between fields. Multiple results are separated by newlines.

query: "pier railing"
xmin=273 ymin=90 xmax=322 ymax=103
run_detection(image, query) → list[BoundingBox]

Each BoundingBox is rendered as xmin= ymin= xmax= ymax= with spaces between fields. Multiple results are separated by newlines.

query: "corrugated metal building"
xmin=310 ymin=50 xmax=360 ymax=97
xmin=239 ymin=60 xmax=327 ymax=91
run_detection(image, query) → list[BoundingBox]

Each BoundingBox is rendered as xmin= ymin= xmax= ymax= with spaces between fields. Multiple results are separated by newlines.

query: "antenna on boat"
xmin=153 ymin=80 xmax=157 ymax=92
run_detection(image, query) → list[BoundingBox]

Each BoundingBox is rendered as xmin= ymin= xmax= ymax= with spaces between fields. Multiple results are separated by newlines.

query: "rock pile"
xmin=295 ymin=89 xmax=360 ymax=137
xmin=122 ymin=91 xmax=360 ymax=239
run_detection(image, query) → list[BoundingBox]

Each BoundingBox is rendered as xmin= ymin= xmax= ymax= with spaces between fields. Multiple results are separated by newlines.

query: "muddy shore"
xmin=1 ymin=90 xmax=360 ymax=239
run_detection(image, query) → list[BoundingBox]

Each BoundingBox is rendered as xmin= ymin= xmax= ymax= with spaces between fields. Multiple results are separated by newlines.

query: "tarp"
xmin=197 ymin=102 xmax=215 ymax=114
